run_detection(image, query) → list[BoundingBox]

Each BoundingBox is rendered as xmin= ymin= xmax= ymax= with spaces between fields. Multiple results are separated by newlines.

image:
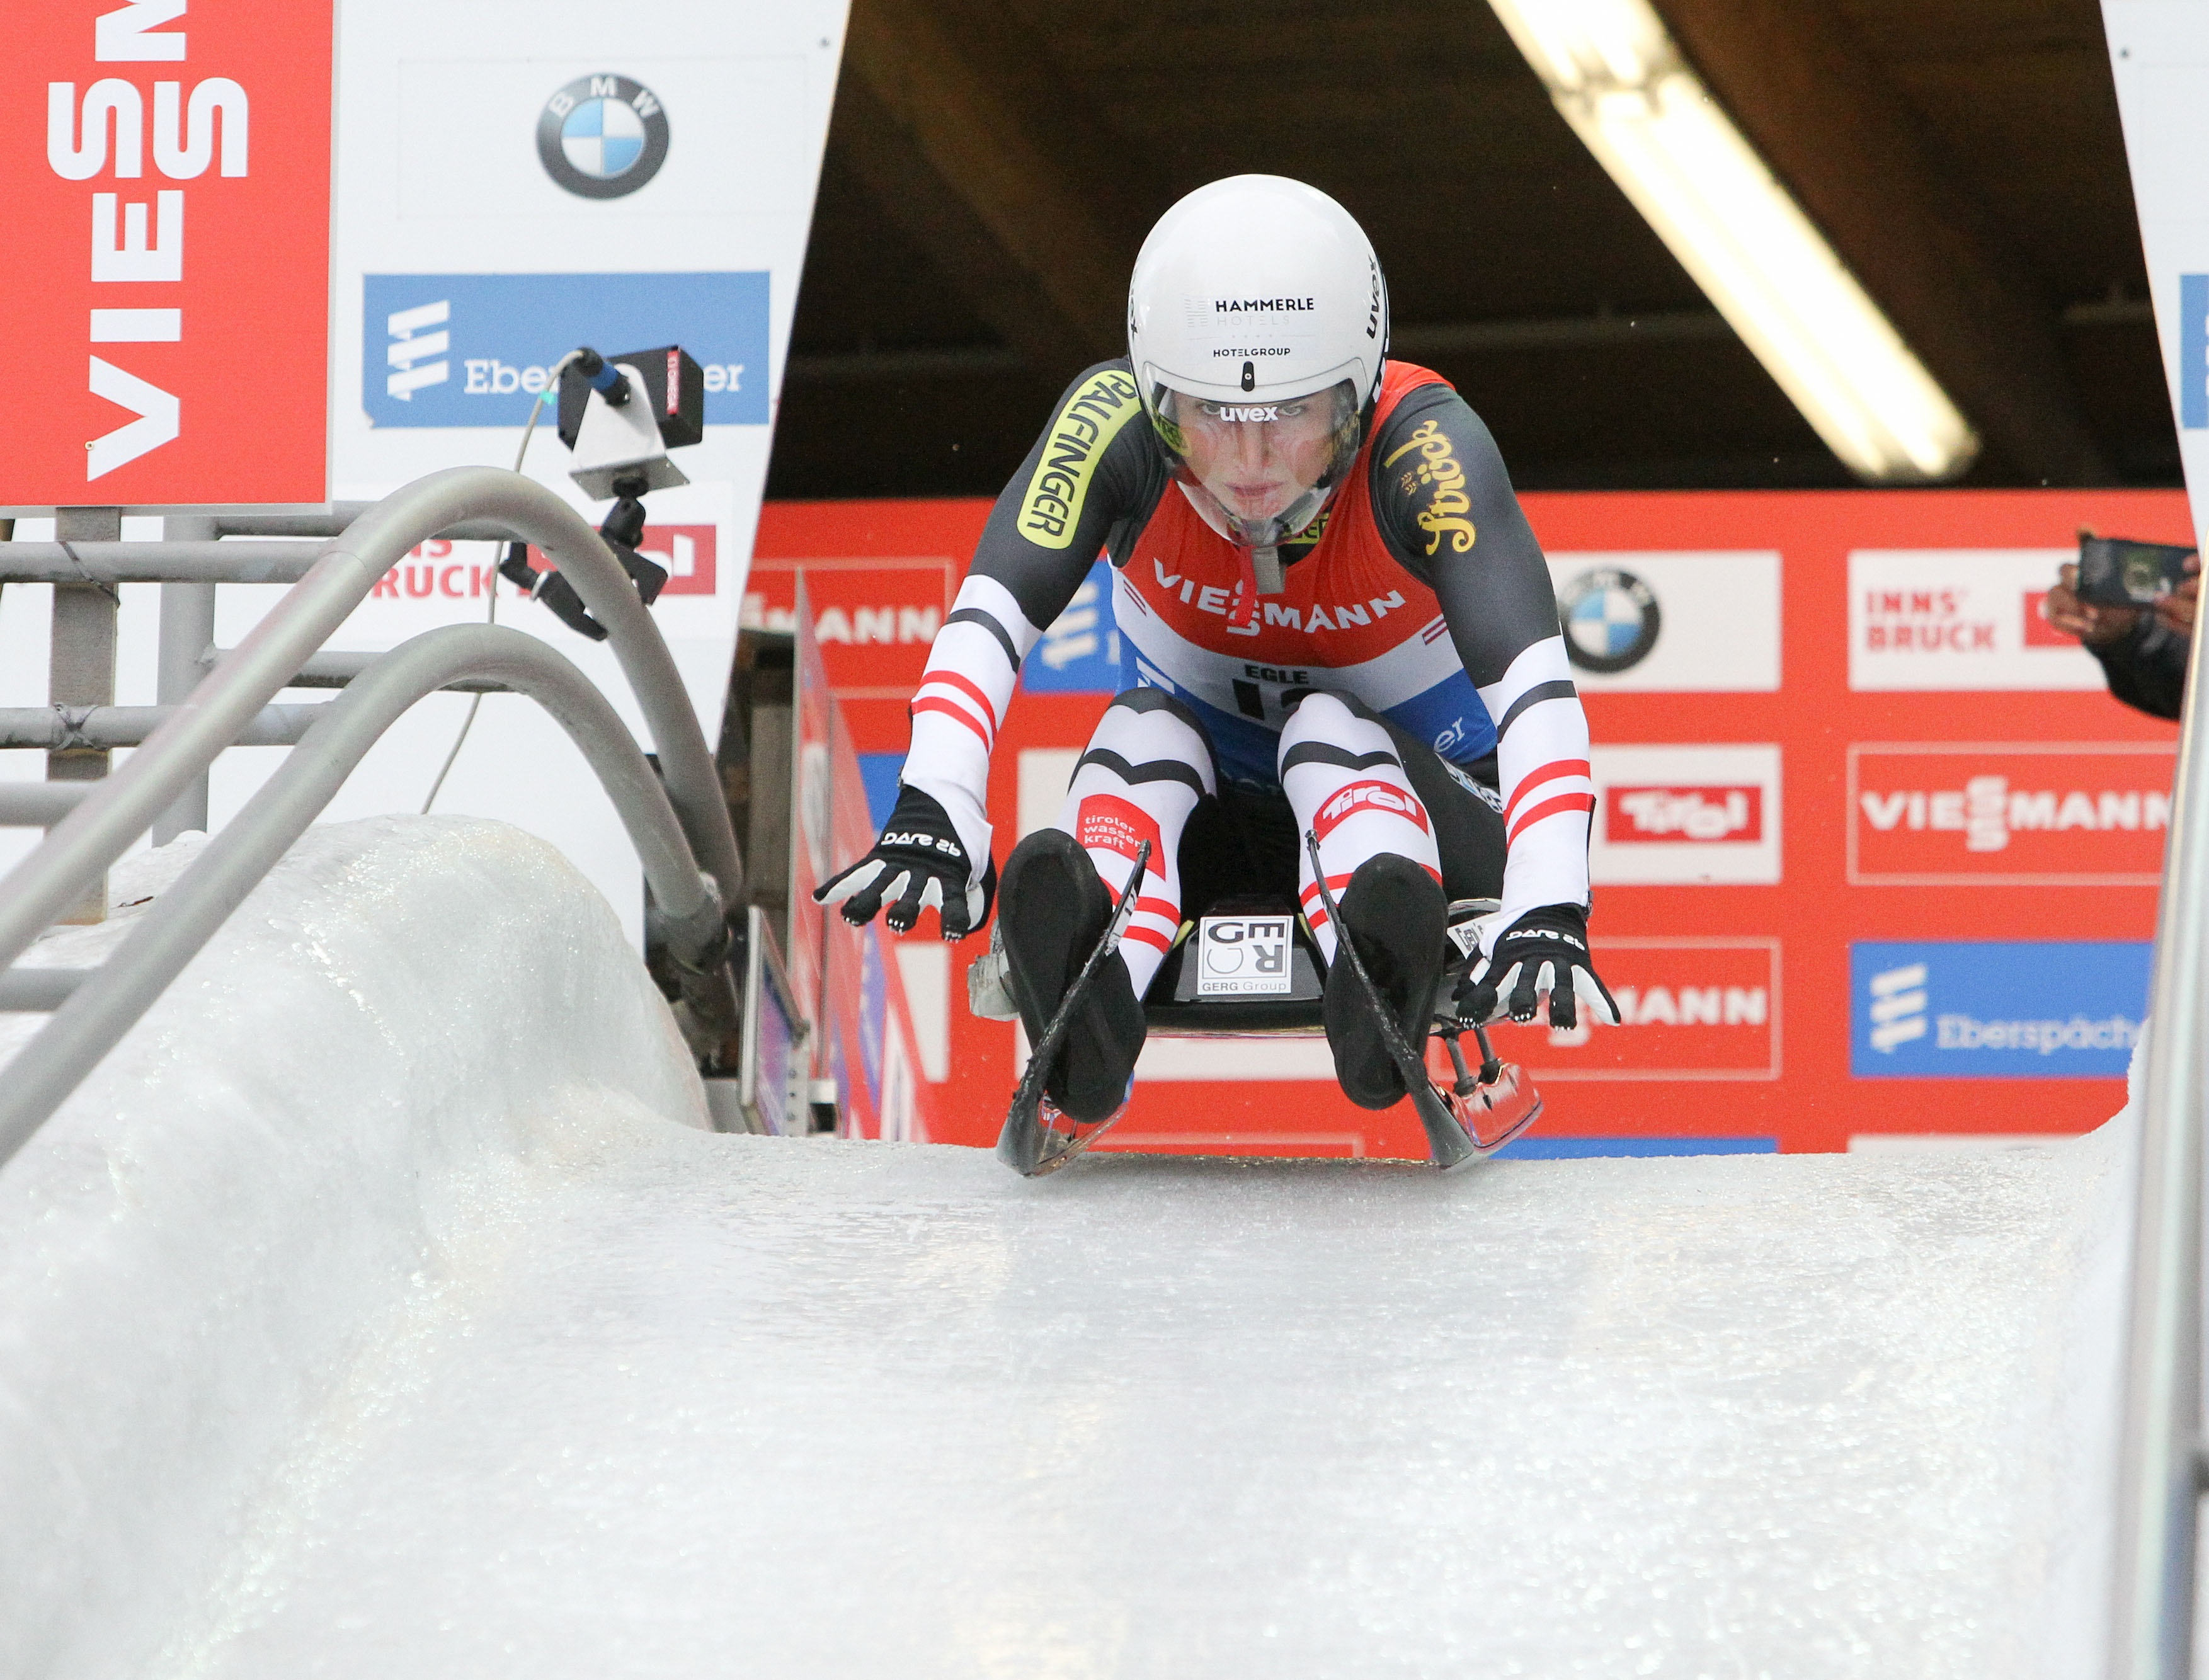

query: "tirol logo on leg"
xmin=1850 ymin=941 xmax=2148 ymax=1078
xmin=1314 ymin=779 xmax=1430 ymax=842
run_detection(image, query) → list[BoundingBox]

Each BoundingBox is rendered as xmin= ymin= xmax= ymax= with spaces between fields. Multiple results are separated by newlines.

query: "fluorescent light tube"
xmin=1485 ymin=0 xmax=1980 ymax=483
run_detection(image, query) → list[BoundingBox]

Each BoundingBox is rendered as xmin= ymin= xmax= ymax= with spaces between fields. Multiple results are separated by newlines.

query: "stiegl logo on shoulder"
xmin=537 ymin=76 xmax=670 ymax=200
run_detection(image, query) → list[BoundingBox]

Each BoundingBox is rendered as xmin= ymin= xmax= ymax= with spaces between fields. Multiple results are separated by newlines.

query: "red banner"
xmin=5 ymin=1 xmax=332 ymax=507
xmin=758 ymin=488 xmax=2188 ymax=1157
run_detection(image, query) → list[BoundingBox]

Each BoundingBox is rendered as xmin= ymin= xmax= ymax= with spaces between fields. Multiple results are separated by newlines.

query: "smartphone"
xmin=2077 ymin=532 xmax=2197 ymax=607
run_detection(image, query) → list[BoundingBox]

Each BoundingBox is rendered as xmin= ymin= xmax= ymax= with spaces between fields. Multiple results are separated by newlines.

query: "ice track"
xmin=0 ymin=819 xmax=2132 ymax=1679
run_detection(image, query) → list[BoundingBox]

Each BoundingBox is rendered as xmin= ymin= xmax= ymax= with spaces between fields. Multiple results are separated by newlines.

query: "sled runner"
xmin=984 ymin=836 xmax=1541 ymax=1177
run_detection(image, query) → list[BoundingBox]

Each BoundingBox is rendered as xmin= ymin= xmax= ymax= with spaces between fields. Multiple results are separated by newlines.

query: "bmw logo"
xmin=1557 ymin=567 xmax=1661 ymax=673
xmin=536 ymin=75 xmax=670 ymax=200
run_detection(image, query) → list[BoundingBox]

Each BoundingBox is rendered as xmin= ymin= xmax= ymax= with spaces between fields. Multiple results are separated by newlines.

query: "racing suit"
xmin=899 ymin=358 xmax=1595 ymax=998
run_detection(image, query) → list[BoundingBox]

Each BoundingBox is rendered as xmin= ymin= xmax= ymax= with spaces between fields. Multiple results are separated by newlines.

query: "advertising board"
xmin=758 ymin=487 xmax=2184 ymax=1157
xmin=6 ymin=0 xmax=334 ymax=508
xmin=149 ymin=0 xmax=851 ymax=946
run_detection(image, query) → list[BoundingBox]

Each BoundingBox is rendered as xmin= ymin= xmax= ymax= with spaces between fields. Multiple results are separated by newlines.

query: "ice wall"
xmin=0 ymin=813 xmax=2142 ymax=1679
xmin=0 ymin=818 xmax=706 ymax=1679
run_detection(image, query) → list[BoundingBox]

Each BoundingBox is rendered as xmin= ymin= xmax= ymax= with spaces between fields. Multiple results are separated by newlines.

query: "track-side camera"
xmin=498 ymin=343 xmax=709 ymax=641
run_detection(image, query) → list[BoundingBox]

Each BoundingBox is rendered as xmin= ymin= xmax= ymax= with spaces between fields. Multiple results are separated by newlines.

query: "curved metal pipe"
xmin=0 ymin=467 xmax=744 ymax=977
xmin=0 ymin=624 xmax=731 ymax=1173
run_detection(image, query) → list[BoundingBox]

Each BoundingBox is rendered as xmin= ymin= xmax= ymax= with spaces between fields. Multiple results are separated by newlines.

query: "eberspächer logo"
xmin=362 ymin=273 xmax=767 ymax=429
xmin=1558 ymin=567 xmax=1661 ymax=674
xmin=1850 ymin=940 xmax=2148 ymax=1078
xmin=537 ymin=75 xmax=670 ymax=200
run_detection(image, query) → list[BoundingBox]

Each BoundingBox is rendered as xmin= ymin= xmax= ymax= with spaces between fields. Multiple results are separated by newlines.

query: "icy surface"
xmin=0 ymin=818 xmax=705 ymax=1680
xmin=0 ymin=818 xmax=2133 ymax=1679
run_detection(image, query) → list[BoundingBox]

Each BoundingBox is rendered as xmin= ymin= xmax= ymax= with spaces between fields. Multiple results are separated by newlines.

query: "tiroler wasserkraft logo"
xmin=537 ymin=76 xmax=669 ymax=200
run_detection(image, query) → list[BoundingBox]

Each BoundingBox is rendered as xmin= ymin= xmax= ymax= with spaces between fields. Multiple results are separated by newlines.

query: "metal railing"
xmin=2110 ymin=591 xmax=2209 ymax=1679
xmin=0 ymin=467 xmax=746 ymax=1170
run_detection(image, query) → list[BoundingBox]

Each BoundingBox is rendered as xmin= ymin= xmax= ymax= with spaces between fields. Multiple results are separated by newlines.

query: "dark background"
xmin=765 ymin=0 xmax=2176 ymax=502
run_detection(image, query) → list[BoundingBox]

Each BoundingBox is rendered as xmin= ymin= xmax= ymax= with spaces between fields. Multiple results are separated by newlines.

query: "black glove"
xmin=813 ymin=784 xmax=995 ymax=940
xmin=1455 ymin=903 xmax=1620 ymax=1030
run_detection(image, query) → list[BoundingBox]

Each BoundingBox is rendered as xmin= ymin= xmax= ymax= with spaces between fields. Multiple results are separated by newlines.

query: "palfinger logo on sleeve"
xmin=1480 ymin=938 xmax=1779 ymax=1080
xmin=1018 ymin=369 xmax=1143 ymax=549
xmin=1588 ymin=745 xmax=1781 ymax=884
xmin=1847 ymin=744 xmax=2175 ymax=884
xmin=1851 ymin=941 xmax=2148 ymax=1078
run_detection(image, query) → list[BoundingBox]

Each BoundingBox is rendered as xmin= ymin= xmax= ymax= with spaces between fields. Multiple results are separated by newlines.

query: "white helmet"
xmin=1127 ymin=176 xmax=1390 ymax=551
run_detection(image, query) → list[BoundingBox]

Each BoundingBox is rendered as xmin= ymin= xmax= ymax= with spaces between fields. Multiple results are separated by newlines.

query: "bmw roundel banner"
xmin=535 ymin=74 xmax=669 ymax=200
xmin=307 ymin=1 xmax=845 ymax=950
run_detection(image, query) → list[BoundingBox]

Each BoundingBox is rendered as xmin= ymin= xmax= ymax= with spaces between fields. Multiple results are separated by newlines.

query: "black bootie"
xmin=998 ymin=829 xmax=1148 ymax=1123
xmin=1321 ymin=853 xmax=1446 ymax=1110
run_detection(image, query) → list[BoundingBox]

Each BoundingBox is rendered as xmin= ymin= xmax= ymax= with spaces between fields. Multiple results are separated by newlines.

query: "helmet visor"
xmin=1152 ymin=379 xmax=1361 ymax=548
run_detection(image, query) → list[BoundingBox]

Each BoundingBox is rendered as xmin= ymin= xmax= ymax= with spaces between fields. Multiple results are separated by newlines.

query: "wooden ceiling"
xmin=763 ymin=0 xmax=2175 ymax=501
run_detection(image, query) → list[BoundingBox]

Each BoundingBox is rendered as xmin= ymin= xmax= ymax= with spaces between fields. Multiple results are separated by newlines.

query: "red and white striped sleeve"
xmin=898 ymin=573 xmax=1041 ymax=876
xmin=1476 ymin=634 xmax=1595 ymax=924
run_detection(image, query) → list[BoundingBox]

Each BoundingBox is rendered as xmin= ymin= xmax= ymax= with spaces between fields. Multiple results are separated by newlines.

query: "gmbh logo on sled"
xmin=536 ymin=75 xmax=670 ymax=200
xmin=362 ymin=272 xmax=767 ymax=428
xmin=1483 ymin=938 xmax=1779 ymax=1080
xmin=1195 ymin=917 xmax=1294 ymax=997
xmin=1850 ymin=941 xmax=2149 ymax=1078
xmin=1589 ymin=745 xmax=1780 ymax=885
xmin=1848 ymin=744 xmax=2174 ymax=884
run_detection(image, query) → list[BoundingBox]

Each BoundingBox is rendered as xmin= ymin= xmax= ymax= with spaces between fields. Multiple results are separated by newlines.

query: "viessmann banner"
xmin=4 ymin=0 xmax=333 ymax=508
xmin=757 ymin=488 xmax=2183 ymax=1158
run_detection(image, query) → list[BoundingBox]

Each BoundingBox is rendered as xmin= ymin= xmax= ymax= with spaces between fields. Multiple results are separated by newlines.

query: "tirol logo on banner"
xmin=7 ymin=0 xmax=333 ymax=507
xmin=1851 ymin=940 xmax=2148 ymax=1078
xmin=1587 ymin=743 xmax=1781 ymax=885
xmin=1483 ymin=939 xmax=1779 ymax=1080
xmin=1848 ymin=743 xmax=2174 ymax=885
xmin=1849 ymin=550 xmax=2109 ymax=690
xmin=1545 ymin=552 xmax=1781 ymax=692
xmin=363 ymin=271 xmax=767 ymax=429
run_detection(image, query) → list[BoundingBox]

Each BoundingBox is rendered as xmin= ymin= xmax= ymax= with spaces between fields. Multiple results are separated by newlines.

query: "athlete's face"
xmin=1168 ymin=387 xmax=1345 ymax=523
